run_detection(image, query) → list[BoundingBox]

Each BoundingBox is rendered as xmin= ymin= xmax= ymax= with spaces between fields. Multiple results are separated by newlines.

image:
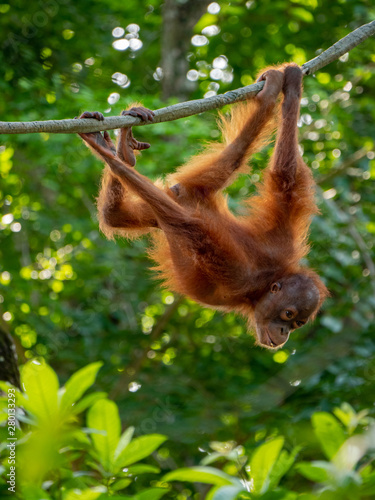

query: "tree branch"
xmin=0 ymin=20 xmax=374 ymax=135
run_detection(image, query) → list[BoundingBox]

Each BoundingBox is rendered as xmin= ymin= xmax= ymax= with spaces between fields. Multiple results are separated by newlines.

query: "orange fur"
xmin=81 ymin=64 xmax=328 ymax=346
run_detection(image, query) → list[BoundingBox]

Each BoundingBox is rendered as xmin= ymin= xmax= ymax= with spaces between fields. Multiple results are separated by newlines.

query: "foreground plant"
xmin=1 ymin=362 xmax=374 ymax=500
xmin=163 ymin=404 xmax=375 ymax=500
xmin=0 ymin=361 xmax=168 ymax=499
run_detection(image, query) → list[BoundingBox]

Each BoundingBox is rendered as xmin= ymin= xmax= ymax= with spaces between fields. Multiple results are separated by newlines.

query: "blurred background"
xmin=0 ymin=0 xmax=375 ymax=497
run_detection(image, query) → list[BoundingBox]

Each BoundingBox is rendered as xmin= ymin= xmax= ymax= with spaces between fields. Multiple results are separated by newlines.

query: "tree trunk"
xmin=161 ymin=0 xmax=211 ymax=99
xmin=0 ymin=324 xmax=20 ymax=389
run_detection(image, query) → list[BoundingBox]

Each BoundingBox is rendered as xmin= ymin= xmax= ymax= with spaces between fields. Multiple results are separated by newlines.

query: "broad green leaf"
xmin=210 ymin=485 xmax=245 ymax=500
xmin=201 ymin=451 xmax=225 ymax=465
xmin=296 ymin=462 xmax=330 ymax=483
xmin=21 ymin=360 xmax=59 ymax=423
xmin=116 ymin=434 xmax=167 ymax=467
xmin=114 ymin=426 xmax=135 ymax=461
xmin=268 ymin=446 xmax=300 ymax=490
xmin=163 ymin=466 xmax=237 ymax=486
xmin=111 ymin=478 xmax=132 ymax=491
xmin=71 ymin=392 xmax=107 ymax=415
xmin=125 ymin=464 xmax=160 ymax=475
xmin=64 ymin=488 xmax=105 ymax=500
xmin=60 ymin=362 xmax=103 ymax=414
xmin=16 ymin=390 xmax=28 ymax=408
xmin=87 ymin=399 xmax=121 ymax=472
xmin=17 ymin=486 xmax=52 ymax=500
xmin=249 ymin=437 xmax=284 ymax=494
xmin=133 ymin=488 xmax=169 ymax=500
xmin=312 ymin=412 xmax=346 ymax=459
xmin=205 ymin=486 xmax=221 ymax=500
xmin=0 ymin=381 xmax=16 ymax=393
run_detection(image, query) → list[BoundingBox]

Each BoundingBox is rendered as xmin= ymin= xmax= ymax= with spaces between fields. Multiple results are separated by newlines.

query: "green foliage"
xmin=0 ymin=362 xmax=167 ymax=498
xmin=1 ymin=0 xmax=375 ymax=498
xmin=311 ymin=412 xmax=346 ymax=459
xmin=249 ymin=437 xmax=285 ymax=494
xmin=2 ymin=362 xmax=375 ymax=499
xmin=163 ymin=466 xmax=240 ymax=487
xmin=163 ymin=401 xmax=375 ymax=499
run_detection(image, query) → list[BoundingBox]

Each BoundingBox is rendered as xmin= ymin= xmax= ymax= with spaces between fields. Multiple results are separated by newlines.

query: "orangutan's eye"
xmin=280 ymin=309 xmax=297 ymax=321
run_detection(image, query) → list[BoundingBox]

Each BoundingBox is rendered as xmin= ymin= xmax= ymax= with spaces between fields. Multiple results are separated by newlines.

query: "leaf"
xmin=201 ymin=451 xmax=225 ymax=465
xmin=268 ymin=446 xmax=300 ymax=490
xmin=312 ymin=412 xmax=346 ymax=459
xmin=333 ymin=405 xmax=353 ymax=428
xmin=195 ymin=13 xmax=218 ymax=32
xmin=291 ymin=0 xmax=318 ymax=7
xmin=71 ymin=392 xmax=107 ymax=415
xmin=64 ymin=488 xmax=105 ymax=500
xmin=163 ymin=466 xmax=238 ymax=486
xmin=205 ymin=487 xmax=221 ymax=500
xmin=133 ymin=488 xmax=169 ymax=500
xmin=125 ymin=464 xmax=160 ymax=475
xmin=115 ymin=434 xmax=167 ymax=468
xmin=249 ymin=437 xmax=284 ymax=494
xmin=209 ymin=485 xmax=245 ymax=500
xmin=87 ymin=399 xmax=121 ymax=472
xmin=0 ymin=380 xmax=25 ymax=406
xmin=333 ymin=403 xmax=369 ymax=433
xmin=21 ymin=360 xmax=59 ymax=423
xmin=60 ymin=362 xmax=103 ymax=414
xmin=114 ymin=426 xmax=135 ymax=461
xmin=16 ymin=486 xmax=52 ymax=500
xmin=0 ymin=381 xmax=17 ymax=393
xmin=69 ymin=429 xmax=91 ymax=446
xmin=360 ymin=472 xmax=375 ymax=495
xmin=111 ymin=478 xmax=132 ymax=491
xmin=295 ymin=462 xmax=330 ymax=483
xmin=290 ymin=7 xmax=314 ymax=22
